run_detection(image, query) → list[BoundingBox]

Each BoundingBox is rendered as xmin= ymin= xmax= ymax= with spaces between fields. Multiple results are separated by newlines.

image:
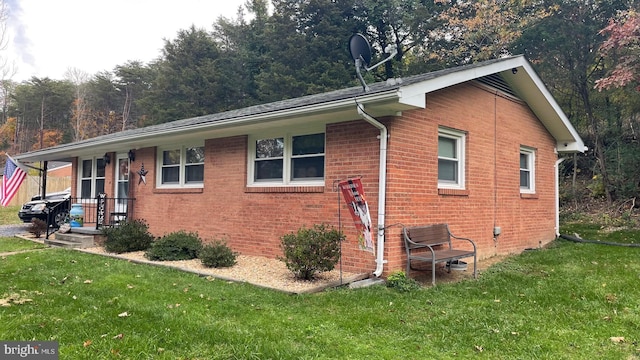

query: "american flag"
xmin=1 ymin=156 xmax=27 ymax=206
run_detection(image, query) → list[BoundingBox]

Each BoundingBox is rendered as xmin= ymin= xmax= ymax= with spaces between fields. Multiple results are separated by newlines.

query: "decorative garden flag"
xmin=338 ymin=178 xmax=374 ymax=253
xmin=1 ymin=155 xmax=27 ymax=206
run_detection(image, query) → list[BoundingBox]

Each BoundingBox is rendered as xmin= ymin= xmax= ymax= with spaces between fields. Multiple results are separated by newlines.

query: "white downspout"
xmin=356 ymin=103 xmax=388 ymax=277
xmin=555 ymin=155 xmax=565 ymax=237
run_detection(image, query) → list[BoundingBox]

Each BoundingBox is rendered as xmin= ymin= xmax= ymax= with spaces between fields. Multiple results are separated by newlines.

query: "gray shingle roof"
xmin=61 ymin=56 xmax=518 ymax=147
xmin=20 ymin=55 xmax=587 ymax=160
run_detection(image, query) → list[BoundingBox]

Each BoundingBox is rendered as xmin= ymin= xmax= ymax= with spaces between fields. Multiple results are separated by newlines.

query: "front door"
xmin=114 ymin=154 xmax=130 ymax=217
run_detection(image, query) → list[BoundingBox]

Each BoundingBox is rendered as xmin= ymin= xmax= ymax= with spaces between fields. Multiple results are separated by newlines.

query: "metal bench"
xmin=402 ymin=224 xmax=477 ymax=285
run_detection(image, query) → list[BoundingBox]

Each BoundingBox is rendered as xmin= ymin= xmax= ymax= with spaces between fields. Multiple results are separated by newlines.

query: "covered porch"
xmin=45 ymin=195 xmax=136 ymax=240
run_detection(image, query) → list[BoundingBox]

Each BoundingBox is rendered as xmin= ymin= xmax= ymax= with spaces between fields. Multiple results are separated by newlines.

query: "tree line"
xmin=0 ymin=0 xmax=639 ymax=206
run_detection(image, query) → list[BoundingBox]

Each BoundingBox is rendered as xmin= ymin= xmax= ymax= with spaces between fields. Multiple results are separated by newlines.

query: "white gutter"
xmin=555 ymin=155 xmax=565 ymax=237
xmin=356 ymin=102 xmax=388 ymax=277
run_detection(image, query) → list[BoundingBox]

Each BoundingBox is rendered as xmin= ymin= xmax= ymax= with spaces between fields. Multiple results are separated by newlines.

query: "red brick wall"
xmin=384 ymin=82 xmax=558 ymax=274
xmin=48 ymin=164 xmax=72 ymax=177
xmin=80 ymin=81 xmax=559 ymax=277
xmin=127 ymin=133 xmax=380 ymax=273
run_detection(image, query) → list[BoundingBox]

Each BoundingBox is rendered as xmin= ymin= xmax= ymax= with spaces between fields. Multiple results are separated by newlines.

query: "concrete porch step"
xmin=69 ymin=226 xmax=103 ymax=235
xmin=48 ymin=233 xmax=95 ymax=248
xmin=45 ymin=238 xmax=85 ymax=248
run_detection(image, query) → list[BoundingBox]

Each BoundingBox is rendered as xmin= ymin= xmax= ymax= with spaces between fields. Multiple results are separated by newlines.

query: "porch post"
xmin=41 ymin=161 xmax=48 ymax=199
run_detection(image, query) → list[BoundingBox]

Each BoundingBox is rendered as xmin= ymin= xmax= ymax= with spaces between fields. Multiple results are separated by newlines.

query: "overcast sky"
xmin=4 ymin=0 xmax=249 ymax=82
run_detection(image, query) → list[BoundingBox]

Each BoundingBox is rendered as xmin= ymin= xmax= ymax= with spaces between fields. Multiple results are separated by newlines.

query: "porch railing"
xmin=70 ymin=195 xmax=136 ymax=230
xmin=45 ymin=199 xmax=71 ymax=239
xmin=45 ymin=195 xmax=136 ymax=239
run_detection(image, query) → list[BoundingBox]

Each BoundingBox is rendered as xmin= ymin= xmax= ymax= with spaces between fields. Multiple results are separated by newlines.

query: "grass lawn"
xmin=561 ymin=222 xmax=640 ymax=244
xmin=0 ymin=237 xmax=47 ymax=253
xmin=1 ymin=229 xmax=640 ymax=359
xmin=0 ymin=205 xmax=22 ymax=225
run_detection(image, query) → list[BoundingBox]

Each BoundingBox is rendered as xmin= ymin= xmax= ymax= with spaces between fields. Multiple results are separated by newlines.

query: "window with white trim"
xmin=156 ymin=144 xmax=205 ymax=188
xmin=437 ymin=128 xmax=465 ymax=189
xmin=249 ymin=132 xmax=325 ymax=185
xmin=520 ymin=147 xmax=535 ymax=193
xmin=79 ymin=157 xmax=106 ymax=198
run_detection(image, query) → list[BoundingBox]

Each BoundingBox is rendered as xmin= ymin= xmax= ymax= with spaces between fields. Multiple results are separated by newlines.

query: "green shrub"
xmin=199 ymin=240 xmax=238 ymax=268
xmin=279 ymin=224 xmax=344 ymax=280
xmin=145 ymin=230 xmax=202 ymax=261
xmin=29 ymin=218 xmax=47 ymax=238
xmin=101 ymin=219 xmax=154 ymax=253
xmin=386 ymin=271 xmax=421 ymax=292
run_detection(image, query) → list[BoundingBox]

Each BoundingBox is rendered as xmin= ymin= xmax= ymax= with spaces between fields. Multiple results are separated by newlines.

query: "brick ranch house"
xmin=15 ymin=55 xmax=584 ymax=278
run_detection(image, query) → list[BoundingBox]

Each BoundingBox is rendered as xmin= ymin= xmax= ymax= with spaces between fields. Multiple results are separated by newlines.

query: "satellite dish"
xmin=349 ymin=34 xmax=372 ymax=67
xmin=348 ymin=33 xmax=398 ymax=92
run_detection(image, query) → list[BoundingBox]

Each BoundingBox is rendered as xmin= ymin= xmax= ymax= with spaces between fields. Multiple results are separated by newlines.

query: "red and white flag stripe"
xmin=1 ymin=155 xmax=27 ymax=206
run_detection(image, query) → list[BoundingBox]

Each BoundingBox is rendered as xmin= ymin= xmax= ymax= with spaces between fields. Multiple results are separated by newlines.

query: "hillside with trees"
xmin=1 ymin=0 xmax=639 ymax=216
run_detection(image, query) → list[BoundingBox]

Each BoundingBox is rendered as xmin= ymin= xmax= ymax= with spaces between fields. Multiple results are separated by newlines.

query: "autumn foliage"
xmin=32 ymin=129 xmax=63 ymax=150
xmin=436 ymin=0 xmax=555 ymax=62
xmin=0 ymin=117 xmax=16 ymax=146
xmin=596 ymin=10 xmax=640 ymax=91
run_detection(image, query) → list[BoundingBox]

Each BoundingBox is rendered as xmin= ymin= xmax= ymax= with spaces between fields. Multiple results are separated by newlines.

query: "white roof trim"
xmin=397 ymin=56 xmax=585 ymax=153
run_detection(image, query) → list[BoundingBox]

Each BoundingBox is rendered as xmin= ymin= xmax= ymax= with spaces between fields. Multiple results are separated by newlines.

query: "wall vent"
xmin=476 ymin=73 xmax=520 ymax=99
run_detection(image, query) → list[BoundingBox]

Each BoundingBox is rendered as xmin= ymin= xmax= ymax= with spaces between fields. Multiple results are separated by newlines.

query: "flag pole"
xmin=18 ymin=161 xmax=44 ymax=172
xmin=10 ymin=158 xmax=47 ymax=200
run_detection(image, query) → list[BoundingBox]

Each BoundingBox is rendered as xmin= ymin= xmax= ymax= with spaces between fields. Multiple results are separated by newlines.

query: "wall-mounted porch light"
xmin=103 ymin=153 xmax=111 ymax=164
xmin=128 ymin=150 xmax=136 ymax=162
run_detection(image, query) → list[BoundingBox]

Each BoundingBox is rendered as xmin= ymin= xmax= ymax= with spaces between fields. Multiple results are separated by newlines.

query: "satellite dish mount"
xmin=349 ymin=34 xmax=398 ymax=92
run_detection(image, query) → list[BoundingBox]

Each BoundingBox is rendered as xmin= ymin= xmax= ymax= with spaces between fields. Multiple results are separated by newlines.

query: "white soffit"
xmin=505 ymin=61 xmax=585 ymax=153
xmin=397 ymin=56 xmax=585 ymax=153
xmin=397 ymin=59 xmax=526 ymax=106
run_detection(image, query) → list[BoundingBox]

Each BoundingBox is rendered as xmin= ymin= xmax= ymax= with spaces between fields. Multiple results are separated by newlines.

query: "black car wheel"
xmin=53 ymin=210 xmax=69 ymax=227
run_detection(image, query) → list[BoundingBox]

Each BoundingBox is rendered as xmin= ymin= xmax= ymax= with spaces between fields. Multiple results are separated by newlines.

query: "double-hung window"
xmin=250 ymin=131 xmax=325 ymax=185
xmin=520 ymin=146 xmax=535 ymax=193
xmin=157 ymin=144 xmax=205 ymax=188
xmin=437 ymin=127 xmax=465 ymax=189
xmin=79 ymin=157 xmax=106 ymax=198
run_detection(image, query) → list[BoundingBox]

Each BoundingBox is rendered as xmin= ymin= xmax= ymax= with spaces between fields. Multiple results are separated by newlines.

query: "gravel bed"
xmin=77 ymin=247 xmax=367 ymax=294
